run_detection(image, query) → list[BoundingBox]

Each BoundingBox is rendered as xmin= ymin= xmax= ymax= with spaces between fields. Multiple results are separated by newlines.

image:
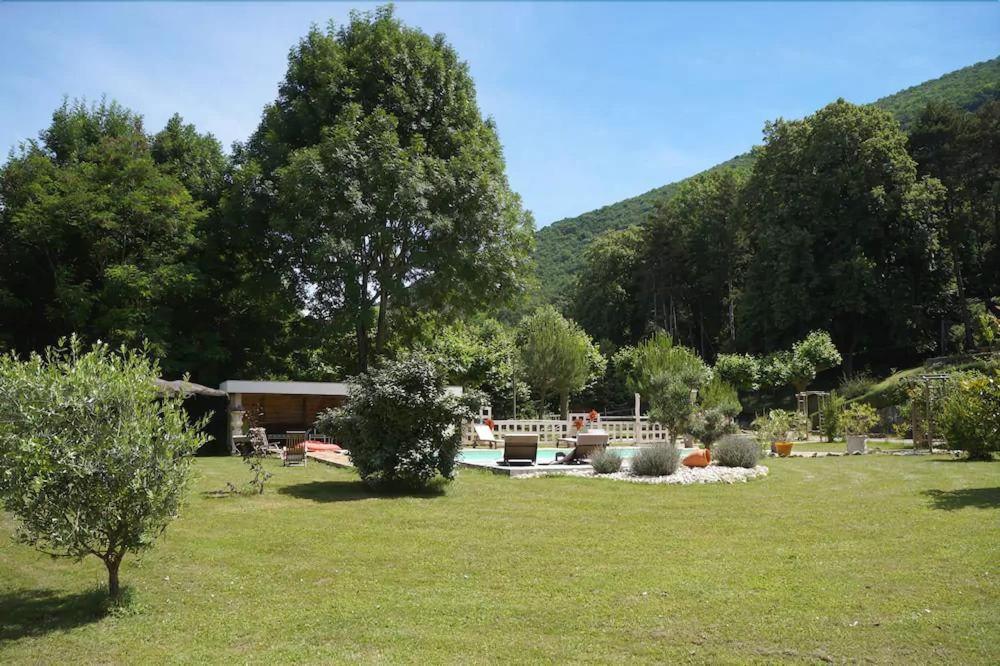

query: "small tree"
xmin=0 ymin=337 xmax=206 ymax=598
xmin=760 ymin=331 xmax=842 ymax=393
xmin=517 ymin=307 xmax=605 ymax=418
xmin=316 ymin=354 xmax=479 ymax=488
xmin=820 ymin=393 xmax=846 ymax=442
xmin=632 ymin=334 xmax=710 ymax=444
xmin=713 ymin=353 xmax=760 ymax=392
xmin=841 ymin=402 xmax=879 ymax=436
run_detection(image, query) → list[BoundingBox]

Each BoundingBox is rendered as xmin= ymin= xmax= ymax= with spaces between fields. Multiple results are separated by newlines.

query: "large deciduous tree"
xmin=245 ymin=6 xmax=534 ymax=371
xmin=0 ymin=337 xmax=206 ymax=598
xmin=0 ymin=100 xmax=203 ymax=359
xmin=740 ymin=99 xmax=950 ymax=369
xmin=517 ymin=306 xmax=605 ymax=418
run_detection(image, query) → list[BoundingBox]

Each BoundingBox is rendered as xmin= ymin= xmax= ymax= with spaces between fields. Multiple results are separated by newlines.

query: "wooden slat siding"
xmin=241 ymin=394 xmax=345 ymax=432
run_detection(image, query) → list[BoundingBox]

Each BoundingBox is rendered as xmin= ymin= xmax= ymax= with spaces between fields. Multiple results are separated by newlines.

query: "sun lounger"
xmin=552 ymin=431 xmax=609 ymax=464
xmin=473 ymin=423 xmax=500 ymax=449
xmin=500 ymin=433 xmax=539 ymax=466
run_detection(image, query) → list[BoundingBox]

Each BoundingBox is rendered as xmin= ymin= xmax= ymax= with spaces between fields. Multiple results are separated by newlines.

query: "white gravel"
xmin=597 ymin=463 xmax=769 ymax=485
xmin=513 ymin=463 xmax=769 ymax=484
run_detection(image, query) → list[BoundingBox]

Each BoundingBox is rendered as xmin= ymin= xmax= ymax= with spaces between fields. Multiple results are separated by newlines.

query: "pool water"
xmin=459 ymin=446 xmax=693 ymax=465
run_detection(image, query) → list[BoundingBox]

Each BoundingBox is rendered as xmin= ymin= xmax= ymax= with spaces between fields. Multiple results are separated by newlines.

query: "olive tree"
xmin=630 ymin=332 xmax=710 ymax=444
xmin=0 ymin=337 xmax=206 ymax=598
xmin=517 ymin=307 xmax=606 ymax=419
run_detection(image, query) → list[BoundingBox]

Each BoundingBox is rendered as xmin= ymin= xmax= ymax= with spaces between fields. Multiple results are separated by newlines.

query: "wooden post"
xmin=634 ymin=393 xmax=641 ymax=444
xmin=228 ymin=393 xmax=244 ymax=455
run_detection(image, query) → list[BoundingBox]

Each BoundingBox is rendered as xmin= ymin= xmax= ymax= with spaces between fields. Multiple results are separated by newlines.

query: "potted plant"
xmin=753 ymin=409 xmax=795 ymax=457
xmin=841 ymin=402 xmax=878 ymax=453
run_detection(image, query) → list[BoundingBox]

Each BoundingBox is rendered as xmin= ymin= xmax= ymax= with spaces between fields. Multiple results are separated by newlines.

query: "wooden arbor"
xmin=796 ymin=391 xmax=830 ymax=434
xmin=905 ymin=374 xmax=949 ymax=450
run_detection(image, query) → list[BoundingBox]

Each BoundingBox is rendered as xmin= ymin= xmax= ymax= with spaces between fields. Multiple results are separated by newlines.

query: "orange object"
xmin=682 ymin=448 xmax=711 ymax=467
xmin=774 ymin=441 xmax=794 ymax=457
xmin=303 ymin=440 xmax=342 ymax=452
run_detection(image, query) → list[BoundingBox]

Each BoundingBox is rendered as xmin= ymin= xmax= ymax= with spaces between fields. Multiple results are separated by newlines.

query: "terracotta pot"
xmin=682 ymin=448 xmax=711 ymax=468
xmin=774 ymin=441 xmax=794 ymax=457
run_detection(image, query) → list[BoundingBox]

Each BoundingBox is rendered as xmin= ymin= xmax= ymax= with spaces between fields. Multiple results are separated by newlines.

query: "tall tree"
xmin=641 ymin=167 xmax=749 ymax=355
xmin=0 ymin=100 xmax=203 ymax=359
xmin=517 ymin=306 xmax=605 ymax=418
xmin=570 ymin=226 xmax=645 ymax=347
xmin=244 ymin=6 xmax=534 ymax=371
xmin=739 ymin=99 xmax=950 ymax=369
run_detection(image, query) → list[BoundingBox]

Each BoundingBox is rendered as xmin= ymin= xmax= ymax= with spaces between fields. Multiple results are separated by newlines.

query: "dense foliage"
xmin=939 ymin=370 xmax=1000 ymax=461
xmin=0 ymin=337 xmax=206 ymax=597
xmin=316 ymin=354 xmax=477 ymax=488
xmin=537 ymin=57 xmax=999 ymax=314
xmin=516 ymin=306 xmax=606 ymax=417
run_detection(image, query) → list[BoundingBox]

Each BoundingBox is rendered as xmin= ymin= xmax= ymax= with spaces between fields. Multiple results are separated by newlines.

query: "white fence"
xmin=463 ymin=414 xmax=670 ymax=447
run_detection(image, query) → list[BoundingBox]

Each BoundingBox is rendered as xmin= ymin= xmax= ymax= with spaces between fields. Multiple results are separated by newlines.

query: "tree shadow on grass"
xmin=0 ymin=587 xmax=108 ymax=643
xmin=278 ymin=479 xmax=447 ymax=503
xmin=922 ymin=487 xmax=1000 ymax=511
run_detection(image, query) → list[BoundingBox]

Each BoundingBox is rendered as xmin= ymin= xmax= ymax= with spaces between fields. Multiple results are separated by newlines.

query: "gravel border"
xmin=513 ymin=463 xmax=769 ymax=484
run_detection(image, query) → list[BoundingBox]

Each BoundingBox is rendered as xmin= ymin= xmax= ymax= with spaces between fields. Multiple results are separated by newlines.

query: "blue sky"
xmin=1 ymin=2 xmax=997 ymax=227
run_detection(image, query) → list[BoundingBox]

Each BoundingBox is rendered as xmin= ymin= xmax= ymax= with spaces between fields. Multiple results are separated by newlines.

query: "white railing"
xmin=463 ymin=415 xmax=670 ymax=447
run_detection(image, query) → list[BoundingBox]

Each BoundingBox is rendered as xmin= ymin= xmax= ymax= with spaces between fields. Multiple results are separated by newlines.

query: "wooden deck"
xmin=307 ymin=450 xmax=353 ymax=468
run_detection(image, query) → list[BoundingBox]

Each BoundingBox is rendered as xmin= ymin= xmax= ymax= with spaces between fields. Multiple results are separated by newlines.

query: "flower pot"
xmin=846 ymin=435 xmax=867 ymax=454
xmin=682 ymin=448 xmax=711 ymax=468
xmin=774 ymin=441 xmax=794 ymax=457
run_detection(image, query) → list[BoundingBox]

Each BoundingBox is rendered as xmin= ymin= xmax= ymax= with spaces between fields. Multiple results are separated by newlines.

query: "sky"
xmin=1 ymin=2 xmax=997 ymax=227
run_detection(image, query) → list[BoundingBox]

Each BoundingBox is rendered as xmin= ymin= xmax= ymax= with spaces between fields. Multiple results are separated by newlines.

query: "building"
xmin=219 ymin=380 xmax=463 ymax=452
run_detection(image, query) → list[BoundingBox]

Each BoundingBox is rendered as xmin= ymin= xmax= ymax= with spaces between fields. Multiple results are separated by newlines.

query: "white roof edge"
xmin=219 ymin=380 xmax=463 ymax=397
xmin=219 ymin=380 xmax=352 ymax=396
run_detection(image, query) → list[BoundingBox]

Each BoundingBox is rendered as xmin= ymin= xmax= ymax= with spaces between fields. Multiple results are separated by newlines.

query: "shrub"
xmin=714 ymin=434 xmax=761 ymax=468
xmin=590 ymin=448 xmax=623 ymax=474
xmin=752 ymin=409 xmax=794 ymax=446
xmin=630 ymin=444 xmax=680 ymax=477
xmin=820 ymin=393 xmax=846 ymax=442
xmin=939 ymin=370 xmax=1000 ymax=461
xmin=0 ymin=336 xmax=207 ymax=598
xmin=689 ymin=407 xmax=737 ymax=448
xmin=839 ymin=371 xmax=875 ymax=400
xmin=316 ymin=354 xmax=478 ymax=488
xmin=841 ymin=402 xmax=879 ymax=435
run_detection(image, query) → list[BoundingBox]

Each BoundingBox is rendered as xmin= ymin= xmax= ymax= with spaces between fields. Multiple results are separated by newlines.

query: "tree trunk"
xmin=356 ymin=323 xmax=370 ymax=372
xmin=374 ymin=288 xmax=389 ymax=358
xmin=105 ymin=554 xmax=122 ymax=599
xmin=559 ymin=392 xmax=569 ymax=420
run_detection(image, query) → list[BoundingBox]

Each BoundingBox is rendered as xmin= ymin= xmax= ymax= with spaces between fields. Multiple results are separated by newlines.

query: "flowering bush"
xmin=940 ymin=370 xmax=1000 ymax=461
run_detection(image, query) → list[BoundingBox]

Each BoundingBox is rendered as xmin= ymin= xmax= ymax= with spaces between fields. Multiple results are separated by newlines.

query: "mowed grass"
xmin=1 ymin=456 xmax=998 ymax=664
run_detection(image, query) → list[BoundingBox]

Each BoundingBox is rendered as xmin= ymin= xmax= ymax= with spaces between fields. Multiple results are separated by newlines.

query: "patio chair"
xmin=247 ymin=427 xmax=279 ymax=456
xmin=553 ymin=431 xmax=609 ymax=464
xmin=500 ymin=433 xmax=539 ymax=466
xmin=282 ymin=431 xmax=308 ymax=467
xmin=473 ymin=423 xmax=500 ymax=449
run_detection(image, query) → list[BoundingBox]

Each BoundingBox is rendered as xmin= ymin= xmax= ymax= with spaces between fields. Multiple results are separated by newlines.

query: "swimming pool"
xmin=459 ymin=446 xmax=693 ymax=465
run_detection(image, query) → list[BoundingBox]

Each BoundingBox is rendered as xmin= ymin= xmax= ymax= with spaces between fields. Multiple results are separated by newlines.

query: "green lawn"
xmin=1 ymin=456 xmax=998 ymax=664
xmin=791 ymin=439 xmax=913 ymax=453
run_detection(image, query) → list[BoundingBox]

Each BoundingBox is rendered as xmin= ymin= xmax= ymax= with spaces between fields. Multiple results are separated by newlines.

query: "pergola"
xmin=796 ymin=390 xmax=830 ymax=433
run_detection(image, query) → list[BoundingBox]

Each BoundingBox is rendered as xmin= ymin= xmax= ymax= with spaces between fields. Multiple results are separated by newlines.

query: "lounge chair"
xmin=282 ymin=431 xmax=308 ymax=467
xmin=473 ymin=423 xmax=500 ymax=449
xmin=500 ymin=433 xmax=539 ymax=466
xmin=247 ymin=427 xmax=280 ymax=456
xmin=553 ymin=431 xmax=609 ymax=464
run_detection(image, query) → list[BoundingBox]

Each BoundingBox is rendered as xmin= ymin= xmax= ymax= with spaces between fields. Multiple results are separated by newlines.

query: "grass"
xmin=791 ymin=439 xmax=913 ymax=453
xmin=1 ymin=456 xmax=998 ymax=663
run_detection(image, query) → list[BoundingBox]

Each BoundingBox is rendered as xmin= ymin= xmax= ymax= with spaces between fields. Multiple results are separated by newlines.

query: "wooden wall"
xmin=241 ymin=393 xmax=345 ymax=433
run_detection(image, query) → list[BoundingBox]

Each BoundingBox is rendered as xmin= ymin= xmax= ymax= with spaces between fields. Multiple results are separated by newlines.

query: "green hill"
xmin=535 ymin=56 xmax=1000 ymax=307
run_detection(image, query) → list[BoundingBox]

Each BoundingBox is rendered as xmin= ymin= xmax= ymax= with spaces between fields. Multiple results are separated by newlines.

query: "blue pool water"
xmin=458 ymin=446 xmax=697 ymax=465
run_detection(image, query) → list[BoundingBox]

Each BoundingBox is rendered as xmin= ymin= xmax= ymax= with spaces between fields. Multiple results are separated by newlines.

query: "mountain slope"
xmin=535 ymin=56 xmax=1000 ymax=307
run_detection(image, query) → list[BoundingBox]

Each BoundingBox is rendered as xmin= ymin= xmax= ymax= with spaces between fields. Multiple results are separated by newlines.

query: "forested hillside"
xmin=536 ymin=56 xmax=1000 ymax=306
